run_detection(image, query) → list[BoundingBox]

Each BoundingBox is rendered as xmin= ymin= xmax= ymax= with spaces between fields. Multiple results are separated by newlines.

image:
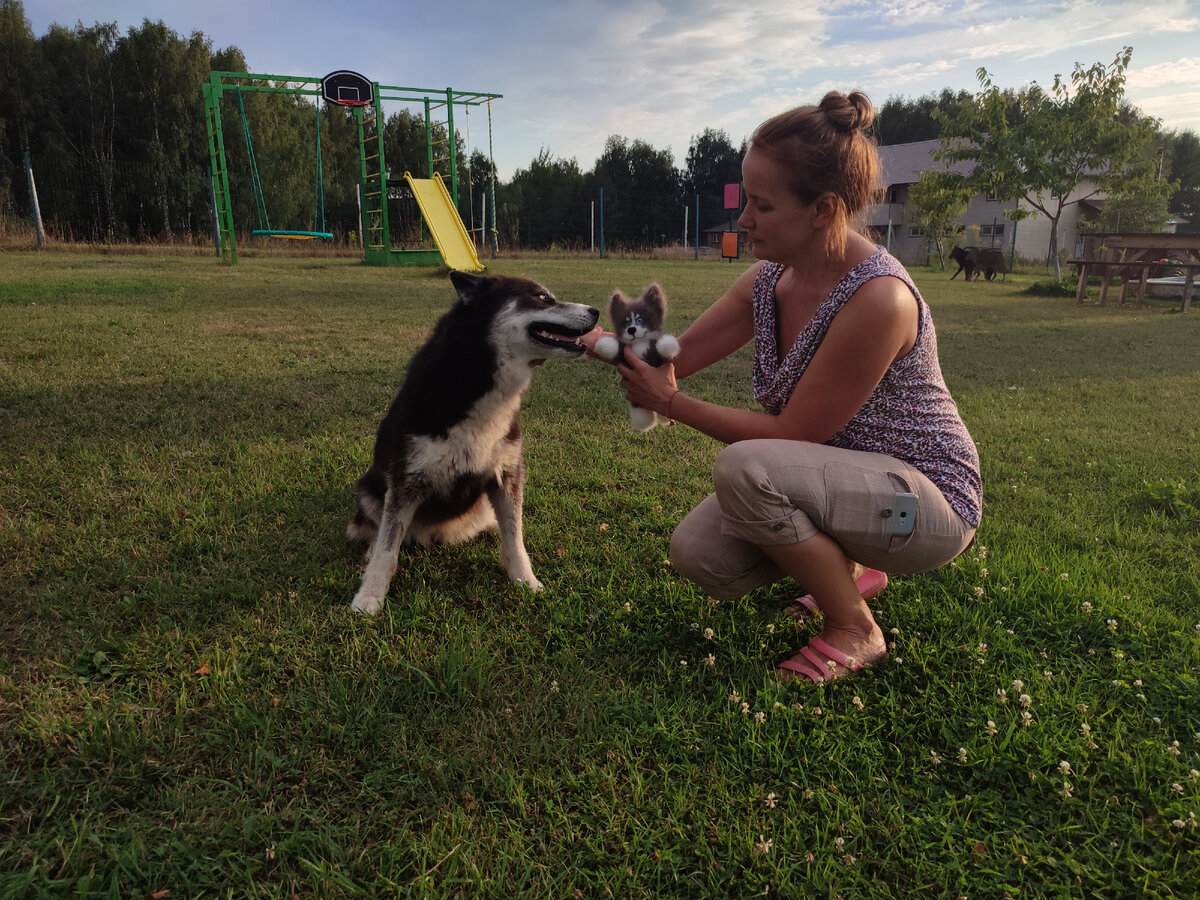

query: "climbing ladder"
xmin=355 ymin=102 xmax=388 ymax=254
xmin=201 ymin=81 xmax=238 ymax=264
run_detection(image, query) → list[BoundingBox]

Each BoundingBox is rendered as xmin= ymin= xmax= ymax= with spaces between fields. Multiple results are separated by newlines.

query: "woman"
xmin=585 ymin=91 xmax=981 ymax=682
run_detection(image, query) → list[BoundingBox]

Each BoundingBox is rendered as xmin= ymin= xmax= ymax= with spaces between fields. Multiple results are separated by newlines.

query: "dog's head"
xmin=449 ymin=270 xmax=600 ymax=363
xmin=609 ymin=283 xmax=668 ymax=345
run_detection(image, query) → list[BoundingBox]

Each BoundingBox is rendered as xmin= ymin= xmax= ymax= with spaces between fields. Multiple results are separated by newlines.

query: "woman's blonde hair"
xmin=748 ymin=91 xmax=881 ymax=259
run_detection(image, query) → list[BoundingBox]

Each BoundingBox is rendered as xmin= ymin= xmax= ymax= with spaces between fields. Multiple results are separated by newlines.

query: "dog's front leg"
xmin=487 ymin=471 xmax=542 ymax=592
xmin=351 ymin=483 xmax=420 ymax=615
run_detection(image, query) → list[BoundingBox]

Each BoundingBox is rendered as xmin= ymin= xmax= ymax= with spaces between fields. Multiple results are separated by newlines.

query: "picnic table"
xmin=1069 ymin=232 xmax=1200 ymax=312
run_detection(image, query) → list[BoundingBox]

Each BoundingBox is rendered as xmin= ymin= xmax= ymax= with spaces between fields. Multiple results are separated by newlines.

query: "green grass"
xmin=1 ymin=251 xmax=1198 ymax=898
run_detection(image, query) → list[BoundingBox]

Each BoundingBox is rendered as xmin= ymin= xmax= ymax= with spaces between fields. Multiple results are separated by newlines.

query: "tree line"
xmin=2 ymin=1 xmax=1198 ymax=253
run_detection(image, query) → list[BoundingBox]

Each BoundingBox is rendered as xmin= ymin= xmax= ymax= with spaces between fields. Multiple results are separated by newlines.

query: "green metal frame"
xmin=202 ymin=70 xmax=501 ymax=266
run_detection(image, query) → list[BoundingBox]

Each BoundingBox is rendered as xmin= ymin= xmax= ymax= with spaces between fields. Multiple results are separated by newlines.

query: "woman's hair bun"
xmin=819 ymin=91 xmax=874 ymax=135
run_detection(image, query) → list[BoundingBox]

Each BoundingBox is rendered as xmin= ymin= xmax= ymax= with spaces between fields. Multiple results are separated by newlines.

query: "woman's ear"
xmin=810 ymin=192 xmax=840 ymax=228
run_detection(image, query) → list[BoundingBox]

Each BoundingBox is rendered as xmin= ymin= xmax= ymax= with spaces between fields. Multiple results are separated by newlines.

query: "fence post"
xmin=599 ymin=188 xmax=605 ymax=259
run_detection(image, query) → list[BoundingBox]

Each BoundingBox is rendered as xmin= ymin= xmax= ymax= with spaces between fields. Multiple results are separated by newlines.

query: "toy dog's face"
xmin=610 ymin=283 xmax=668 ymax=344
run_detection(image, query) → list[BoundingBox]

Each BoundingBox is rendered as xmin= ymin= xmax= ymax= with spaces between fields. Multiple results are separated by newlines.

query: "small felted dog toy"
xmin=593 ymin=283 xmax=681 ymax=432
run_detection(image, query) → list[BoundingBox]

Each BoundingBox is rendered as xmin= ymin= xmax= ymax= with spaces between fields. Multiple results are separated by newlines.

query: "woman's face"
xmin=737 ymin=147 xmax=816 ymax=262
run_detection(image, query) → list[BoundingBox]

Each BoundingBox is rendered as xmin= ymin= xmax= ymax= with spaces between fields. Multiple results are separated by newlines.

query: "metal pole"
xmin=694 ymin=194 xmax=700 ymax=261
xmin=599 ymin=188 xmax=605 ymax=259
xmin=24 ymin=151 xmax=44 ymax=249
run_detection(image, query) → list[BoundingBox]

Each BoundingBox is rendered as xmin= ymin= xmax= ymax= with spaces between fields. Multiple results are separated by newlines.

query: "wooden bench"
xmin=1068 ymin=259 xmax=1199 ymax=312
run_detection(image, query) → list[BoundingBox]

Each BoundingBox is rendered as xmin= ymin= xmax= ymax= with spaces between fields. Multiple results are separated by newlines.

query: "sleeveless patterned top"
xmin=751 ymin=248 xmax=982 ymax=527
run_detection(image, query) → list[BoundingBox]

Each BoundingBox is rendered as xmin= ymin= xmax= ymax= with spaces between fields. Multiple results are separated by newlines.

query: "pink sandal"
xmin=778 ymin=634 xmax=888 ymax=683
xmin=787 ymin=568 xmax=888 ymax=616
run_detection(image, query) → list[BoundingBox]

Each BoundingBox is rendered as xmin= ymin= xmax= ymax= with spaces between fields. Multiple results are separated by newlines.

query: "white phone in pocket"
xmin=888 ymin=492 xmax=918 ymax=536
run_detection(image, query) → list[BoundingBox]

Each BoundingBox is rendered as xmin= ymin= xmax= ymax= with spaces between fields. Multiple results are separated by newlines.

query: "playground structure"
xmin=201 ymin=70 xmax=501 ymax=269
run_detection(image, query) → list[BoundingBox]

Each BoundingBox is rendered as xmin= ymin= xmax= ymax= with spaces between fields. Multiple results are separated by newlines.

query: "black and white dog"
xmin=347 ymin=271 xmax=599 ymax=615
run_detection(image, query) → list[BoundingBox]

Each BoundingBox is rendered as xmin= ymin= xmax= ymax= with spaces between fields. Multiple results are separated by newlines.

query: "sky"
xmin=24 ymin=0 xmax=1200 ymax=181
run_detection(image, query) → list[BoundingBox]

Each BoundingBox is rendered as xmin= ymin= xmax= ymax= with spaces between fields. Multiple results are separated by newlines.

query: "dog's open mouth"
xmin=530 ymin=322 xmax=590 ymax=353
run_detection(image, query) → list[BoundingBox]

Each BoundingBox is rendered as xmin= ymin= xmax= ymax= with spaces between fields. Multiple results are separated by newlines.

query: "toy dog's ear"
xmin=608 ymin=290 xmax=631 ymax=326
xmin=641 ymin=283 xmax=667 ymax=319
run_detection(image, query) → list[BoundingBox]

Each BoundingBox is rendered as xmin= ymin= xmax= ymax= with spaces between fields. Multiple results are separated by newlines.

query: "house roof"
xmin=876 ymin=139 xmax=974 ymax=186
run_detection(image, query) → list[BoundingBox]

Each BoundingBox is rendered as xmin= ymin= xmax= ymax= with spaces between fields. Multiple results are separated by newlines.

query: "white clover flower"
xmin=997 ymin=688 xmax=1008 ymax=704
xmin=1061 ymin=781 xmax=1073 ymax=798
xmin=1081 ymin=723 xmax=1092 ymax=735
xmin=1044 ymin=670 xmax=1054 ymax=681
xmin=1082 ymin=601 xmax=1093 ymax=612
xmin=980 ymin=568 xmax=988 ymax=578
xmin=1190 ymin=769 xmax=1200 ymax=781
xmin=890 ymin=627 xmax=900 ymax=635
xmin=835 ymin=836 xmax=845 ymax=851
xmin=729 ymin=691 xmax=741 ymax=705
xmin=1021 ymin=711 xmax=1033 ymax=726
xmin=1077 ymin=703 xmax=1089 ymax=712
xmin=986 ymin=720 xmax=998 ymax=736
xmin=704 ymin=653 xmax=716 ymax=667
xmin=930 ymin=750 xmax=942 ymax=765
xmin=852 ymin=696 xmax=864 ymax=710
xmin=1019 ymin=693 xmax=1032 ymax=708
xmin=703 ymin=627 xmax=714 ymax=640
xmin=1060 ymin=573 xmax=1069 ymax=580
xmin=958 ymin=748 xmax=968 ymax=763
xmin=754 ymin=711 xmax=766 ymax=724
xmin=973 ymin=586 xmax=985 ymax=598
xmin=977 ymin=643 xmax=988 ymax=654
xmin=623 ymin=602 xmax=632 ymax=613
xmin=753 ymin=835 xmax=772 ymax=857
xmin=764 ymin=792 xmax=777 ymax=809
xmin=1134 ymin=679 xmax=1143 ymax=687
xmin=550 ymin=680 xmax=560 ymax=695
xmin=680 ymin=659 xmax=688 ymax=667
xmin=1171 ymin=783 xmax=1185 ymax=795
xmin=1013 ymin=679 xmax=1024 ymax=691
xmin=1107 ymin=619 xmax=1118 ymax=632
xmin=740 ymin=702 xmax=750 ymax=716
xmin=1059 ymin=760 xmax=1072 ymax=775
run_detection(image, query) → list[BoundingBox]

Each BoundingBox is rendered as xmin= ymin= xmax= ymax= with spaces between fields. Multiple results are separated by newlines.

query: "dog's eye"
xmin=634 ymin=315 xmax=643 ymax=326
xmin=537 ymin=293 xmax=555 ymax=304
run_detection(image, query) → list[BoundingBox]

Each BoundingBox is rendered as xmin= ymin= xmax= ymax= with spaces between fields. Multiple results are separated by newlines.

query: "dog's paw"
xmin=510 ymin=572 xmax=543 ymax=592
xmin=656 ymin=334 xmax=680 ymax=360
xmin=350 ymin=592 xmax=384 ymax=616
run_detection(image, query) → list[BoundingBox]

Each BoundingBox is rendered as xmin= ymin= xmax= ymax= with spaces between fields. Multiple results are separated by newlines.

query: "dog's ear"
xmin=640 ymin=283 xmax=667 ymax=321
xmin=450 ymin=270 xmax=486 ymax=304
xmin=608 ymin=290 xmax=631 ymax=326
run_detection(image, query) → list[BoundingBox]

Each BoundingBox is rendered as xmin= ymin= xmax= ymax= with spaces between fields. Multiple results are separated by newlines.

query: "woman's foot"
xmin=778 ymin=622 xmax=888 ymax=682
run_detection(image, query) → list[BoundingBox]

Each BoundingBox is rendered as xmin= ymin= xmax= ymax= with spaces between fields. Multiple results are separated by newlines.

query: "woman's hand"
xmin=580 ymin=326 xmax=608 ymax=359
xmin=619 ymin=351 xmax=678 ymax=415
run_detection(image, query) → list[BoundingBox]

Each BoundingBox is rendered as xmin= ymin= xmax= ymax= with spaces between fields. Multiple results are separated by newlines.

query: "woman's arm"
xmin=620 ymin=275 xmax=918 ymax=445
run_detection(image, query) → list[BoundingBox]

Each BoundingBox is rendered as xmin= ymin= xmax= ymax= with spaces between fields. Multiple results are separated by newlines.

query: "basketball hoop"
xmin=321 ymin=70 xmax=374 ymax=107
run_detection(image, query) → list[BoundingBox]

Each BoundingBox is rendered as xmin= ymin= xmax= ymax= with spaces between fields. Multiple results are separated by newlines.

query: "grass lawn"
xmin=1 ymin=250 xmax=1198 ymax=898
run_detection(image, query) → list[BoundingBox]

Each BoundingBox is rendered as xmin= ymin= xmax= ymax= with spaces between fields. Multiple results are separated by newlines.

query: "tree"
xmin=934 ymin=47 xmax=1168 ymax=279
xmin=1164 ymin=129 xmax=1200 ymax=226
xmin=909 ymin=168 xmax=970 ymax=267
xmin=682 ymin=127 xmax=742 ymax=235
xmin=876 ymin=89 xmax=973 ymax=146
xmin=591 ymin=135 xmax=679 ymax=248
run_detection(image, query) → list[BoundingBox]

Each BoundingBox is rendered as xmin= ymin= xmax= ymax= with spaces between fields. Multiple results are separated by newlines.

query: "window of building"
xmin=980 ymin=223 xmax=1005 ymax=238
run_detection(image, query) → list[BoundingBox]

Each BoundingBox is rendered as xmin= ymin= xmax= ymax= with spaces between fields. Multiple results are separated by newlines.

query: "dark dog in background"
xmin=949 ymin=246 xmax=1007 ymax=282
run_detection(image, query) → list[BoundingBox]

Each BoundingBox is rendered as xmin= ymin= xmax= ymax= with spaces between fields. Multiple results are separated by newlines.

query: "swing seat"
xmin=252 ymin=229 xmax=333 ymax=241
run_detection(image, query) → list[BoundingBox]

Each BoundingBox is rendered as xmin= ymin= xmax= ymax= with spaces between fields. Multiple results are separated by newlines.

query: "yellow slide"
xmin=403 ymin=172 xmax=485 ymax=272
